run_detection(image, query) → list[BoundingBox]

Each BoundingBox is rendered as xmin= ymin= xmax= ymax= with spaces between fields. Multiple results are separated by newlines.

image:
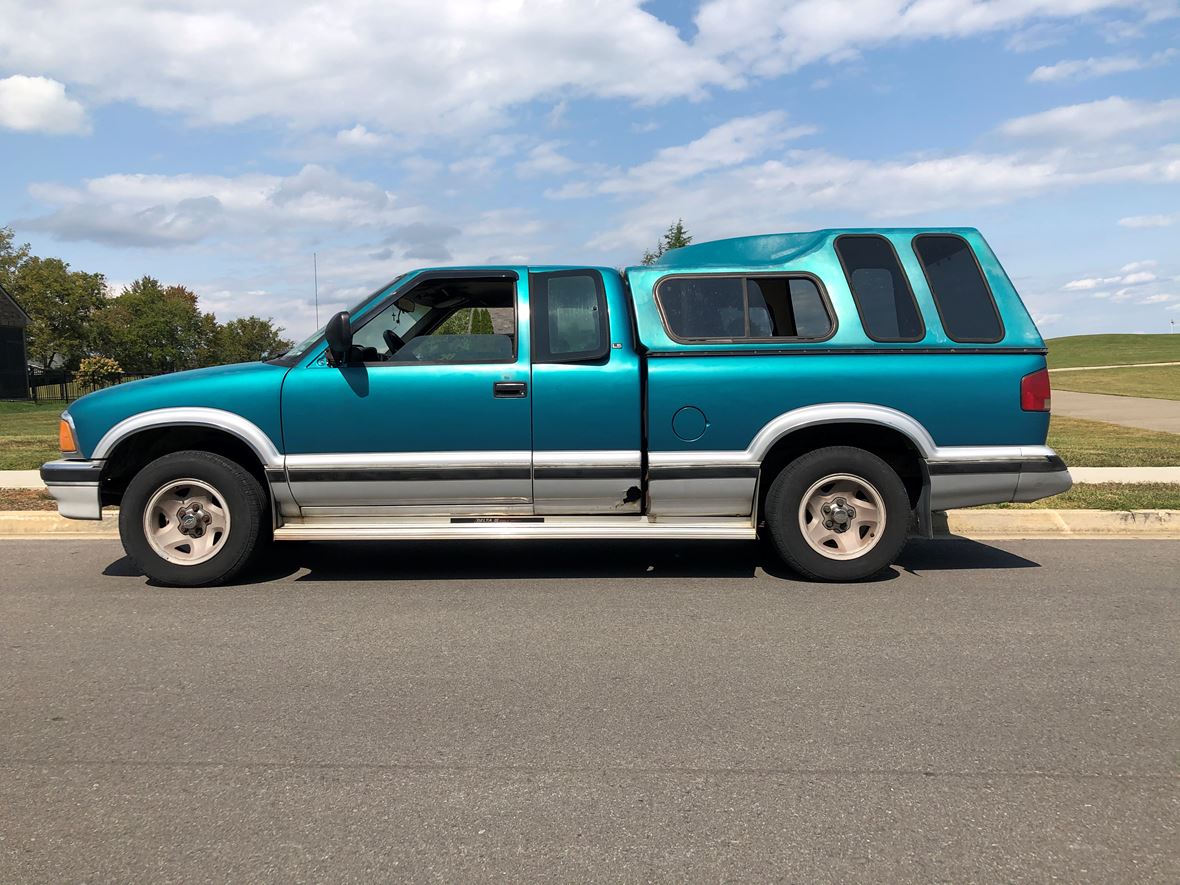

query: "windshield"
xmin=270 ymin=273 xmax=408 ymax=364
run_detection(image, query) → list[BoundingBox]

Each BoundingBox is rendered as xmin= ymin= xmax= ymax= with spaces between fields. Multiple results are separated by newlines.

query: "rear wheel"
xmin=119 ymin=450 xmax=267 ymax=586
xmin=764 ymin=446 xmax=910 ymax=582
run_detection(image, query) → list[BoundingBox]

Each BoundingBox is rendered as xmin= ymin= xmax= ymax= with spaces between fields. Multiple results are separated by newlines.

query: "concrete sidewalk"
xmin=1050 ymin=360 xmax=1180 ymax=372
xmin=4 ymin=466 xmax=1180 ymax=490
xmin=1053 ymin=390 xmax=1180 ymax=434
xmin=0 ymin=470 xmax=42 ymax=489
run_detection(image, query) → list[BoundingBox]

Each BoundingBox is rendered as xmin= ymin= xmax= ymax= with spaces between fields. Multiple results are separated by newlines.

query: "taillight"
xmin=1021 ymin=368 xmax=1051 ymax=412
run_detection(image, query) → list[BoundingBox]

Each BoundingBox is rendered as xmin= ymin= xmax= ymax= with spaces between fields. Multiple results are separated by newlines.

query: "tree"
xmin=214 ymin=316 xmax=294 ymax=363
xmin=0 ymin=226 xmax=31 ymax=284
xmin=641 ymin=219 xmax=693 ymax=265
xmin=75 ymin=356 xmax=123 ymax=390
xmin=96 ymin=277 xmax=218 ymax=374
xmin=8 ymin=256 xmax=107 ymax=370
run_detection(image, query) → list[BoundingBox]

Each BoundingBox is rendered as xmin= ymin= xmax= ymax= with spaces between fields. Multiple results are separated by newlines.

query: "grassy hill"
xmin=1046 ymin=334 xmax=1180 ymax=369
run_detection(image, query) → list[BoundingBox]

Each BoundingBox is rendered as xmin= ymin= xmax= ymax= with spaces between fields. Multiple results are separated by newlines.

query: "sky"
xmin=1 ymin=0 xmax=1179 ymax=343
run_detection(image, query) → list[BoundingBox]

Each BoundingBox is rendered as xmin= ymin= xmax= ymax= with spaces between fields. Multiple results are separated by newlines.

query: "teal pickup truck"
xmin=42 ymin=228 xmax=1069 ymax=585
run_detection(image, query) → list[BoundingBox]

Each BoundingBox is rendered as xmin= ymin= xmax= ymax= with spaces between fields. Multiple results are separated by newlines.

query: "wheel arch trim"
xmin=747 ymin=403 xmax=937 ymax=461
xmin=91 ymin=408 xmax=283 ymax=468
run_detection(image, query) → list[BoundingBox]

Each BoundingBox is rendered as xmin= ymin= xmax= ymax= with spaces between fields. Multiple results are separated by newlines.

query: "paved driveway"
xmin=1053 ymin=390 xmax=1180 ymax=433
xmin=2 ymin=538 xmax=1177 ymax=882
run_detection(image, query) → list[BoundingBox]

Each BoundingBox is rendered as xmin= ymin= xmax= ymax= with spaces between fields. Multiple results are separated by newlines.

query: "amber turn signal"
xmin=59 ymin=417 xmax=79 ymax=454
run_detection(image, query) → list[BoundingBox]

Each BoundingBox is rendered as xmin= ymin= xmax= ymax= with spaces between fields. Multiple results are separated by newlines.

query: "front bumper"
xmin=40 ymin=459 xmax=104 ymax=520
xmin=927 ymin=452 xmax=1072 ymax=511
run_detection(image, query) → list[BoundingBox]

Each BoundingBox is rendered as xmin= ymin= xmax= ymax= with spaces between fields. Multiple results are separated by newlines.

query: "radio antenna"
xmin=313 ymin=252 xmax=320 ymax=327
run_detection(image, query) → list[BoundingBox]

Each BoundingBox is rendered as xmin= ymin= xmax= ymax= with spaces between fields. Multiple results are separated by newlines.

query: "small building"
xmin=0 ymin=281 xmax=30 ymax=400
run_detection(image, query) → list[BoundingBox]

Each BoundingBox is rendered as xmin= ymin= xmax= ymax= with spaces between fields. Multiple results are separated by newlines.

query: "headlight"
xmin=59 ymin=413 xmax=80 ymax=456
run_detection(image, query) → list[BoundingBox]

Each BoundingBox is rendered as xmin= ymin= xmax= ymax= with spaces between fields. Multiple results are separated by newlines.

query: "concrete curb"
xmin=936 ymin=508 xmax=1180 ymax=539
xmin=1 ymin=508 xmax=1178 ymax=540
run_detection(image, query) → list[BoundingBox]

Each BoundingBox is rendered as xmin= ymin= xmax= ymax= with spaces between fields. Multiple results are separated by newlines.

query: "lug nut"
xmin=824 ymin=519 xmax=834 ymax=529
xmin=821 ymin=503 xmax=831 ymax=514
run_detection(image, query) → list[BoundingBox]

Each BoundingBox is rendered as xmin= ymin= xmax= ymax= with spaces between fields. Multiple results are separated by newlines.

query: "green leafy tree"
xmin=471 ymin=307 xmax=493 ymax=335
xmin=214 ymin=316 xmax=294 ymax=364
xmin=97 ymin=277 xmax=218 ymax=374
xmin=75 ymin=355 xmax=123 ymax=390
xmin=641 ymin=219 xmax=693 ymax=265
xmin=8 ymin=256 xmax=107 ymax=370
xmin=0 ymin=226 xmax=31 ymax=284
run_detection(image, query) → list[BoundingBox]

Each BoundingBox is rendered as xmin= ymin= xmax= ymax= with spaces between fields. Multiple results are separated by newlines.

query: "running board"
xmin=273 ymin=515 xmax=756 ymax=542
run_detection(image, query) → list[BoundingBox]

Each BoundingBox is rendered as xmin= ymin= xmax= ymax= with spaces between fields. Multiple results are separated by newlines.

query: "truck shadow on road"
xmin=103 ymin=538 xmax=1041 ymax=586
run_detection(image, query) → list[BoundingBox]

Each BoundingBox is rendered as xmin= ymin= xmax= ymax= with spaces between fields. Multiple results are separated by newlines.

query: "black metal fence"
xmin=27 ymin=368 xmax=158 ymax=403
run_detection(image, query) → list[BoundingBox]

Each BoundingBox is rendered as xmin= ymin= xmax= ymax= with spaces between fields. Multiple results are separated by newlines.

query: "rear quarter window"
xmin=913 ymin=234 xmax=1003 ymax=343
xmin=834 ymin=235 xmax=925 ymax=342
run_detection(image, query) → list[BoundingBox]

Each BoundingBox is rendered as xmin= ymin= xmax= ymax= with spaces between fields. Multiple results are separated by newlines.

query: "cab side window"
xmin=531 ymin=270 xmax=609 ymax=363
xmin=835 ymin=235 xmax=925 ymax=342
xmin=351 ymin=276 xmax=518 ymax=364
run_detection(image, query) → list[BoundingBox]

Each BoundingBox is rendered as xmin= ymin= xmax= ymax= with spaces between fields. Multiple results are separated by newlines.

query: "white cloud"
xmin=552 ymin=112 xmax=816 ymax=198
xmin=0 ymin=75 xmax=89 ymax=134
xmin=515 ymin=142 xmax=579 ymax=178
xmin=1119 ymin=213 xmax=1178 ymax=227
xmin=1120 ymin=259 xmax=1157 ymax=272
xmin=0 ymin=1 xmax=736 ymax=135
xmin=0 ymin=1 xmax=1162 ymax=137
xmin=22 ymin=165 xmax=419 ymax=247
xmin=1122 ymin=270 xmax=1158 ymax=284
xmin=1064 ymin=270 xmax=1156 ymax=289
xmin=573 ymin=95 xmax=1180 ymax=256
xmin=693 ymin=0 xmax=1143 ymax=77
xmin=1029 ymin=48 xmax=1177 ymax=82
xmin=1063 ymin=277 xmax=1105 ymax=290
xmin=1000 ymin=96 xmax=1180 ymax=141
xmin=334 ymin=125 xmax=393 ymax=149
xmin=1139 ymin=293 xmax=1176 ymax=303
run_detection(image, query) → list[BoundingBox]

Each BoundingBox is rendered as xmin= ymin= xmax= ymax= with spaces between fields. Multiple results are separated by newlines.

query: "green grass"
xmin=983 ymin=483 xmax=1180 ymax=510
xmin=1046 ymin=333 xmax=1180 ymax=369
xmin=1048 ymin=415 xmax=1180 ymax=467
xmin=0 ymin=402 xmax=64 ymax=470
xmin=1051 ymin=364 xmax=1180 ymax=401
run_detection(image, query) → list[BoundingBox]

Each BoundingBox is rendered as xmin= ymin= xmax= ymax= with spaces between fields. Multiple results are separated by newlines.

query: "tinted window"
xmin=913 ymin=235 xmax=1002 ymax=342
xmin=659 ymin=277 xmax=745 ymax=339
xmin=657 ymin=276 xmax=832 ymax=341
xmin=533 ymin=271 xmax=609 ymax=363
xmin=835 ymin=236 xmax=924 ymax=341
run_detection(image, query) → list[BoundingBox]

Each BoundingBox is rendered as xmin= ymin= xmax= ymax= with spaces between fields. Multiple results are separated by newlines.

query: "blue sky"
xmin=1 ymin=0 xmax=1178 ymax=342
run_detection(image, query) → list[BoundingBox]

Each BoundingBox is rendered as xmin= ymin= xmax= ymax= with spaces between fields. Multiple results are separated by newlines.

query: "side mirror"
xmin=325 ymin=311 xmax=353 ymax=366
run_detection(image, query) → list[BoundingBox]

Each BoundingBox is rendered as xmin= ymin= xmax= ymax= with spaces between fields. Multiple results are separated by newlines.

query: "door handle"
xmin=493 ymin=381 xmax=527 ymax=398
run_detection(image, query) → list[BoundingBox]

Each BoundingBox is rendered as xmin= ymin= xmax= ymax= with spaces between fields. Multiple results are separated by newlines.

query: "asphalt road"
xmin=1 ymin=538 xmax=1177 ymax=883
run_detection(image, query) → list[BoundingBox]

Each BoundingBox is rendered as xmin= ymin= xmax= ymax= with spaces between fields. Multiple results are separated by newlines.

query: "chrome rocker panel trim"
xmin=274 ymin=515 xmax=756 ymax=542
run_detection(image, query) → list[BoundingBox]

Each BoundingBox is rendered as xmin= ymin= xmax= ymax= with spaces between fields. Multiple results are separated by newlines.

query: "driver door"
xmin=279 ymin=270 xmax=533 ymax=515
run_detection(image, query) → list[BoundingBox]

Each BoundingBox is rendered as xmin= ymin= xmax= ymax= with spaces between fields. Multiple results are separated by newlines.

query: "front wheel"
xmin=764 ymin=446 xmax=911 ymax=582
xmin=119 ymin=450 xmax=268 ymax=587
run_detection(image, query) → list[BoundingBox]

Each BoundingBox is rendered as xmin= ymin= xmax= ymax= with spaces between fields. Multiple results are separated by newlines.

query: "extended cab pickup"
xmin=42 ymin=228 xmax=1070 ymax=585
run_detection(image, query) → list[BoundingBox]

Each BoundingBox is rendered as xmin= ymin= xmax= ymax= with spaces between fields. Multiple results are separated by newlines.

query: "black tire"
xmin=764 ymin=446 xmax=910 ymax=582
xmin=119 ymin=450 xmax=268 ymax=587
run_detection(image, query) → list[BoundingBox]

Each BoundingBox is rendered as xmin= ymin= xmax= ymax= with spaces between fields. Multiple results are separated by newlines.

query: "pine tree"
xmin=641 ymin=219 xmax=693 ymax=265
